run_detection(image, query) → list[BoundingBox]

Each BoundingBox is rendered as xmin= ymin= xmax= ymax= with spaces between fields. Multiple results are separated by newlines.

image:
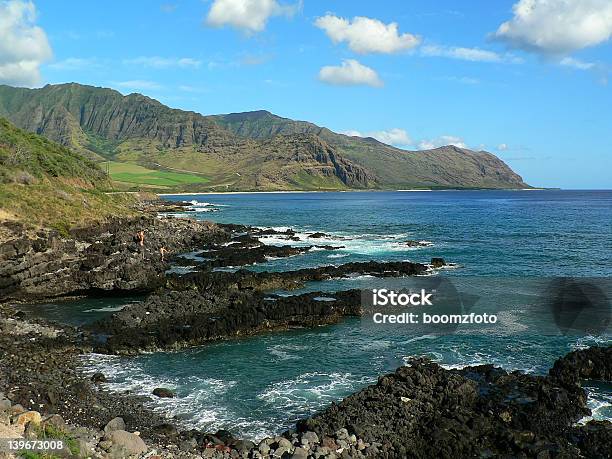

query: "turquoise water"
xmin=46 ymin=190 xmax=612 ymax=439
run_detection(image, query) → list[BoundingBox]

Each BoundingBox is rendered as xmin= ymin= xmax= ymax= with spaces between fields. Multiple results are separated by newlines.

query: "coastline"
xmin=157 ymin=187 xmax=565 ymax=196
xmin=0 ymin=298 xmax=609 ymax=458
xmin=1 ymin=203 xmax=610 ymax=458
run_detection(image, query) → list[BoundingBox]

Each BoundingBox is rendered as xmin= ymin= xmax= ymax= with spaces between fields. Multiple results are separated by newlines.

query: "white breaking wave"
xmin=257 ymin=372 xmax=373 ymax=407
xmin=78 ymin=354 xmax=243 ymax=435
xmin=187 ymin=200 xmax=228 ymax=207
xmin=268 ymin=343 xmax=309 ymax=362
xmin=256 ymin=227 xmax=434 ymax=256
xmin=83 ymin=305 xmax=126 ymax=313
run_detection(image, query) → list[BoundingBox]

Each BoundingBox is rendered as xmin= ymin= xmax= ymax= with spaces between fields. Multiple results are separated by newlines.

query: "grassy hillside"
xmin=0 ymin=83 xmax=528 ymax=190
xmin=213 ymin=111 xmax=529 ymax=189
xmin=0 ymin=118 xmax=135 ymax=234
xmin=103 ymin=161 xmax=209 ymax=188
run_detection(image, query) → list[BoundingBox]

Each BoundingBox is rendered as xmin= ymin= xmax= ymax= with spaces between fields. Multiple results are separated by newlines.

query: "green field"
xmin=102 ymin=161 xmax=209 ymax=187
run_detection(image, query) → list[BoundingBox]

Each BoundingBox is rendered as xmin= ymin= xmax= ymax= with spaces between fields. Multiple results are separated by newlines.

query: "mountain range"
xmin=0 ymin=83 xmax=528 ymax=191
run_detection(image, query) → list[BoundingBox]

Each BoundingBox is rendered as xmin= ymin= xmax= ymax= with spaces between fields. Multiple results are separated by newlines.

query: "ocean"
xmin=31 ymin=190 xmax=612 ymax=439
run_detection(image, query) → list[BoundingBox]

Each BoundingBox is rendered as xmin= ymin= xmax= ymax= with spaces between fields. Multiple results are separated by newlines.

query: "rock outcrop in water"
xmin=93 ymin=258 xmax=428 ymax=353
xmin=290 ymin=358 xmax=598 ymax=458
xmin=0 ymin=217 xmax=229 ymax=301
xmin=549 ymin=346 xmax=612 ymax=384
xmin=3 ymin=209 xmax=608 ymax=458
xmin=170 ymin=260 xmax=428 ymax=293
xmin=1 ymin=213 xmax=433 ymax=354
xmin=1 ymin=302 xmax=609 ymax=459
xmin=94 ymin=289 xmax=364 ymax=353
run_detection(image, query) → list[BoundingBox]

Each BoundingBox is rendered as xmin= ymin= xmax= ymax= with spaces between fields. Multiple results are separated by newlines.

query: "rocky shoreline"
xmin=0 ymin=305 xmax=610 ymax=458
xmin=1 ymin=212 xmax=611 ymax=458
xmin=0 ymin=214 xmax=431 ymax=354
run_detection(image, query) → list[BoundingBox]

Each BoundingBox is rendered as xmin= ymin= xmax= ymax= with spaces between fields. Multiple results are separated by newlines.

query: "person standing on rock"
xmin=160 ymin=246 xmax=168 ymax=262
xmin=136 ymin=230 xmax=145 ymax=259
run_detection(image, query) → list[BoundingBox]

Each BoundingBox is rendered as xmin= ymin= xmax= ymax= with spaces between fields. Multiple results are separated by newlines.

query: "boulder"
xmin=231 ymin=439 xmax=256 ymax=451
xmin=152 ymin=387 xmax=174 ymax=398
xmin=273 ymin=445 xmax=291 ymax=457
xmin=301 ymin=431 xmax=319 ymax=445
xmin=12 ymin=410 xmax=42 ymax=427
xmin=152 ymin=423 xmax=179 ymax=437
xmin=291 ymin=446 xmax=309 ymax=459
xmin=179 ymin=438 xmax=198 ymax=452
xmin=402 ymin=240 xmax=432 ymax=248
xmin=258 ymin=441 xmax=271 ymax=455
xmin=214 ymin=429 xmax=234 ymax=444
xmin=275 ymin=437 xmax=292 ymax=449
xmin=91 ymin=372 xmax=107 ymax=383
xmin=10 ymin=404 xmax=25 ymax=415
xmin=42 ymin=414 xmax=66 ymax=430
xmin=103 ymin=430 xmax=147 ymax=457
xmin=104 ymin=417 xmax=126 ymax=433
xmin=0 ymin=398 xmax=11 ymax=413
xmin=430 ymin=257 xmax=446 ymax=268
xmin=24 ymin=422 xmax=39 ymax=439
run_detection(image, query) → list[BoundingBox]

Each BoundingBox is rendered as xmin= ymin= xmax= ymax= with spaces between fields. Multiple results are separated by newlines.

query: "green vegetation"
xmin=0 ymin=117 xmax=105 ymax=184
xmin=18 ymin=424 xmax=80 ymax=458
xmin=0 ymin=117 xmax=136 ymax=232
xmin=85 ymin=132 xmax=121 ymax=158
xmin=288 ymin=169 xmax=347 ymax=190
xmin=0 ymin=83 xmax=528 ymax=190
xmin=37 ymin=424 xmax=80 ymax=456
xmin=19 ymin=452 xmax=59 ymax=459
xmin=103 ymin=161 xmax=209 ymax=187
xmin=0 ymin=183 xmax=135 ymax=236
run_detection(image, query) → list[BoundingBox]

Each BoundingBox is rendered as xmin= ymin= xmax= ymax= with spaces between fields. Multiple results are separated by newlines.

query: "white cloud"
xmin=160 ymin=3 xmax=177 ymax=13
xmin=113 ymin=80 xmax=163 ymax=91
xmin=342 ymin=128 xmax=412 ymax=147
xmin=0 ymin=0 xmax=52 ymax=86
xmin=439 ymin=76 xmax=480 ymax=85
xmin=315 ymin=14 xmax=420 ymax=54
xmin=343 ymin=129 xmax=471 ymax=150
xmin=318 ymin=59 xmax=383 ymax=87
xmin=124 ymin=56 xmax=202 ymax=68
xmin=48 ymin=57 xmax=100 ymax=70
xmin=206 ymin=0 xmax=300 ymax=33
xmin=342 ymin=130 xmax=363 ymax=137
xmin=422 ymin=45 xmax=502 ymax=62
xmin=371 ymin=128 xmax=412 ymax=146
xmin=495 ymin=0 xmax=612 ymax=55
xmin=239 ymin=53 xmax=271 ymax=66
xmin=497 ymin=143 xmax=509 ymax=151
xmin=178 ymin=85 xmax=207 ymax=93
xmin=417 ymin=136 xmax=467 ymax=150
xmin=559 ymin=56 xmax=595 ymax=70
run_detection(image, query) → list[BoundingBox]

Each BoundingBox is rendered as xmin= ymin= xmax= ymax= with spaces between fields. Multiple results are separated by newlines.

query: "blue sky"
xmin=1 ymin=0 xmax=611 ymax=188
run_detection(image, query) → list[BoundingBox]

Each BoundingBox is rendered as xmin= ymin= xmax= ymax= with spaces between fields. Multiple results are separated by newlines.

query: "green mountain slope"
xmin=0 ymin=117 xmax=134 ymax=232
xmin=0 ymin=83 xmax=528 ymax=190
xmin=212 ymin=110 xmax=528 ymax=189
